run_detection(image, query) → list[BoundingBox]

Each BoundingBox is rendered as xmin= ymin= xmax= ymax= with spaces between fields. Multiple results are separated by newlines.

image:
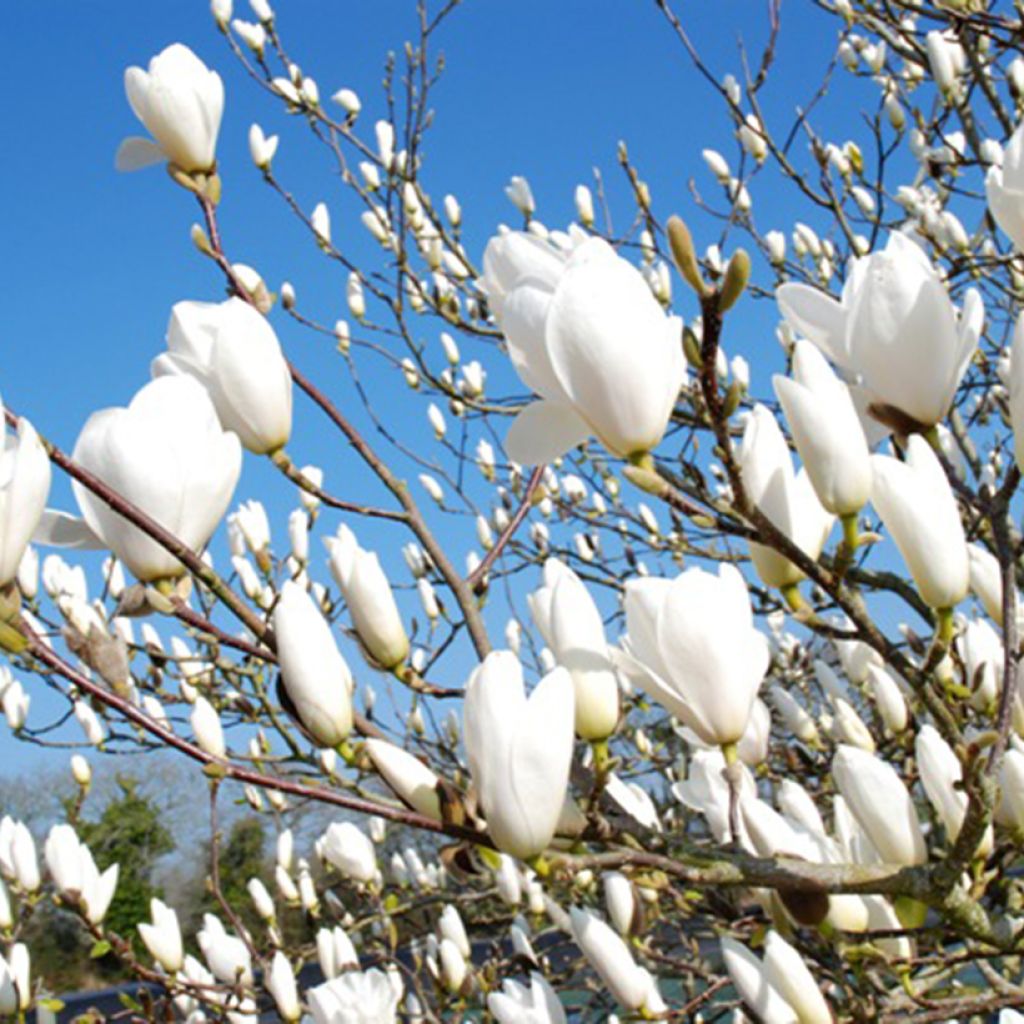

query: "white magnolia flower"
xmin=191 ymin=696 xmax=225 ymax=759
xmin=916 ymin=724 xmax=993 ymax=853
xmin=603 ymin=871 xmax=636 ymax=936
xmin=832 ymin=745 xmax=926 ymax=865
xmin=0 ymin=401 xmax=50 ymax=586
xmin=197 ymin=913 xmax=253 ymax=985
xmin=365 ymin=739 xmax=441 ymax=820
xmin=248 ymin=122 xmax=279 ymax=168
xmin=116 ymin=44 xmax=224 ymax=173
xmin=776 ymin=232 xmax=982 ymax=430
xmin=479 ymin=233 xmax=686 ymax=464
xmin=721 ymin=932 xmax=830 ymax=1024
xmin=321 ymin=822 xmax=377 ymax=883
xmin=505 ymin=175 xmax=536 ymax=216
xmin=138 ymin=897 xmax=184 ymax=973
xmin=307 ymin=967 xmax=401 ymax=1024
xmin=464 ymin=652 xmax=575 ymax=859
xmin=152 ymin=297 xmax=292 ymax=454
xmin=266 ymin=951 xmax=300 ymax=1021
xmin=325 ymin=526 xmax=409 ymax=669
xmin=273 ymin=580 xmax=354 ymax=748
xmin=997 ymin=748 xmax=1024 ymax=830
xmin=619 ymin=564 xmax=769 ymax=746
xmin=871 ymin=435 xmax=968 ymax=610
xmin=68 ymin=377 xmax=241 ymax=582
xmin=44 ymin=824 xmax=119 ymax=925
xmin=528 ymin=558 xmax=619 ymax=740
xmin=773 ymin=341 xmax=871 ymax=516
xmin=738 ymin=404 xmax=834 ymax=588
xmin=488 ymin=972 xmax=566 ymax=1023
xmin=987 ymin=115 xmax=1024 ymax=252
xmin=570 ymin=908 xmax=653 ymax=1011
xmin=1007 ymin=311 xmax=1024 ymax=475
xmin=316 ymin=925 xmax=359 ymax=979
xmin=0 ymin=944 xmax=28 ymax=1015
xmin=0 ymin=820 xmax=40 ymax=892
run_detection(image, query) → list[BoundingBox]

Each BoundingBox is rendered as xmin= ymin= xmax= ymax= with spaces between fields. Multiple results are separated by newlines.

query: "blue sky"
xmin=1 ymin=1 xmax=854 ymax=775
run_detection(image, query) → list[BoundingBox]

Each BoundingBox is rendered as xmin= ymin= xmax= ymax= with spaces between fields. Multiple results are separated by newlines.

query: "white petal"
xmin=115 ymin=137 xmax=166 ymax=172
xmin=505 ymin=401 xmax=590 ymax=465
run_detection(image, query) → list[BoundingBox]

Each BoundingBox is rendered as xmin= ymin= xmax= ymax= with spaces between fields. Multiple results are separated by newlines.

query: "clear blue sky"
xmin=1 ymin=1 xmax=850 ymax=774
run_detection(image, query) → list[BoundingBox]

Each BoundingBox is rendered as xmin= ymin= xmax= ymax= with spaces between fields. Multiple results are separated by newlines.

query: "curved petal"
xmin=502 ymin=666 xmax=575 ymax=857
xmin=505 ymin=400 xmax=590 ymax=465
xmin=775 ymin=282 xmax=849 ymax=369
xmin=115 ymin=137 xmax=165 ymax=172
xmin=848 ymin=254 xmax=959 ymax=425
xmin=500 ymin=279 xmax=564 ymax=399
xmin=32 ymin=510 xmax=105 ymax=550
xmin=123 ymin=67 xmax=150 ymax=123
xmin=545 ymin=252 xmax=681 ymax=456
xmin=987 ymin=174 xmax=1024 ymax=251
xmin=655 ymin=567 xmax=769 ymax=745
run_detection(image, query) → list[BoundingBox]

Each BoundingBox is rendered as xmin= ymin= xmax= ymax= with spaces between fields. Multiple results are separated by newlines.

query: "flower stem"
xmin=721 ymin=742 xmax=742 ymax=847
xmin=835 ymin=512 xmax=860 ymax=579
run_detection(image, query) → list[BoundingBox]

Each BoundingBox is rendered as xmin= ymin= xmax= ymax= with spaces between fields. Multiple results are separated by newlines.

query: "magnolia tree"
xmin=6 ymin=0 xmax=1024 ymax=1020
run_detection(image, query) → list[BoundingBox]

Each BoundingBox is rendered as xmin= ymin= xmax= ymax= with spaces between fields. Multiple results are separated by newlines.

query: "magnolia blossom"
xmin=321 ymin=822 xmax=377 ymax=883
xmin=0 ymin=944 xmax=28 ymax=1015
xmin=69 ymin=376 xmax=241 ymax=581
xmin=152 ymin=298 xmax=293 ymax=454
xmin=832 ymin=745 xmax=926 ymax=865
xmin=770 ymin=685 xmax=819 ymax=744
xmin=439 ymin=937 xmax=467 ymax=992
xmin=866 ymin=664 xmax=908 ymax=734
xmin=197 ymin=913 xmax=253 ymax=985
xmin=266 ymin=952 xmax=301 ymax=1021
xmin=1007 ymin=311 xmax=1024 ymax=475
xmin=570 ymin=908 xmax=658 ymax=1011
xmin=44 ymin=824 xmax=119 ymax=925
xmin=365 ymin=739 xmax=442 ymax=820
xmin=191 ymin=696 xmax=225 ymax=758
xmin=619 ymin=564 xmax=769 ymax=747
xmin=721 ymin=933 xmax=830 ymax=1024
xmin=997 ymin=748 xmax=1024 ymax=830
xmin=488 ymin=973 xmax=566 ymax=1024
xmin=927 ymin=29 xmax=964 ymax=99
xmin=138 ymin=898 xmax=184 ymax=973
xmin=0 ymin=402 xmax=50 ymax=587
xmin=987 ymin=115 xmax=1024 ymax=252
xmin=968 ymin=543 xmax=1024 ymax=630
xmin=464 ymin=652 xmax=575 ymax=859
xmin=308 ymin=968 xmax=401 ymax=1024
xmin=505 ymin=175 xmax=536 ymax=216
xmin=116 ymin=44 xmax=224 ymax=173
xmin=738 ymin=405 xmax=833 ymax=588
xmin=273 ymin=581 xmax=354 ymax=748
xmin=603 ymin=871 xmax=636 ymax=936
xmin=773 ymin=341 xmax=871 ymax=516
xmin=325 ymin=526 xmax=409 ymax=669
xmin=916 ymin=724 xmax=993 ymax=853
xmin=479 ymin=232 xmax=686 ymax=464
xmin=248 ymin=122 xmax=279 ymax=168
xmin=0 ymin=820 xmax=40 ymax=893
xmin=316 ymin=925 xmax=359 ymax=979
xmin=528 ymin=558 xmax=619 ymax=740
xmin=777 ymin=232 xmax=982 ymax=430
xmin=959 ymin=617 xmax=1003 ymax=709
xmin=871 ymin=436 xmax=968 ymax=610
